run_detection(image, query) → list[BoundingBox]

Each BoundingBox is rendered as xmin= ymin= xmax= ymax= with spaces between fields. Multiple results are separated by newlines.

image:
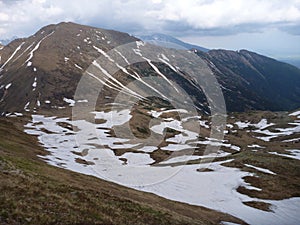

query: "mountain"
xmin=0 ymin=22 xmax=300 ymax=115
xmin=0 ymin=22 xmax=139 ymax=114
xmin=197 ymin=49 xmax=300 ymax=111
xmin=279 ymin=58 xmax=300 ymax=69
xmin=0 ymin=36 xmax=18 ymax=46
xmin=139 ymin=33 xmax=209 ymax=52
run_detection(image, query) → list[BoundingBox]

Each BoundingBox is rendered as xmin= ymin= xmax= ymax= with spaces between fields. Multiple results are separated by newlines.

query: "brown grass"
xmin=0 ymin=117 xmax=246 ymax=225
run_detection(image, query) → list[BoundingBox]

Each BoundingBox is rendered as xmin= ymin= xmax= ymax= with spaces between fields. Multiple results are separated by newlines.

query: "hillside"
xmin=0 ymin=116 xmax=244 ymax=225
xmin=0 ymin=22 xmax=300 ymax=115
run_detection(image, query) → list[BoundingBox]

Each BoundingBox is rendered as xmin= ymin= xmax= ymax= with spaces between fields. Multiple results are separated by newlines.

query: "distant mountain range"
xmin=279 ymin=58 xmax=300 ymax=69
xmin=138 ymin=33 xmax=209 ymax=52
xmin=0 ymin=36 xmax=18 ymax=46
xmin=0 ymin=22 xmax=300 ymax=115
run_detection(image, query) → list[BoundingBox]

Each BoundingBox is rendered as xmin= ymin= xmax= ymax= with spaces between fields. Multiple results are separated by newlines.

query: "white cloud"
xmin=0 ymin=0 xmax=299 ymax=38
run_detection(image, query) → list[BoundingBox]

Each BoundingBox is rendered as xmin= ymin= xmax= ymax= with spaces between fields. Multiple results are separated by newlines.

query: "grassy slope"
xmin=0 ymin=117 xmax=245 ymax=225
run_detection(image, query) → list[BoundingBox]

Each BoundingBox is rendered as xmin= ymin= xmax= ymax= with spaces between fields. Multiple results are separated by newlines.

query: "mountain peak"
xmin=0 ymin=22 xmax=300 ymax=114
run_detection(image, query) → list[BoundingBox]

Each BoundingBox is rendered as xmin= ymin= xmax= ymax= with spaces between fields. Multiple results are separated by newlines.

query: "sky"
xmin=0 ymin=0 xmax=299 ymax=59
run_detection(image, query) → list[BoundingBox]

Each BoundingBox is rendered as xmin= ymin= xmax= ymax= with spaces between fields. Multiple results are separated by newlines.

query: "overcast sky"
xmin=0 ymin=0 xmax=299 ymax=58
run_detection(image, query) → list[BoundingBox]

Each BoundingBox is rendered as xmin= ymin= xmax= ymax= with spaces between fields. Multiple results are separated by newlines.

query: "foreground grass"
xmin=0 ymin=117 xmax=244 ymax=225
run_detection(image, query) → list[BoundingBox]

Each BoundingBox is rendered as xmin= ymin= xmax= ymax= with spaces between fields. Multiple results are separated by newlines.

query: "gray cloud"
xmin=0 ymin=0 xmax=299 ymax=39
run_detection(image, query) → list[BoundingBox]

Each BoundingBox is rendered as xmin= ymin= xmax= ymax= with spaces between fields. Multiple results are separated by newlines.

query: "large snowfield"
xmin=24 ymin=109 xmax=300 ymax=225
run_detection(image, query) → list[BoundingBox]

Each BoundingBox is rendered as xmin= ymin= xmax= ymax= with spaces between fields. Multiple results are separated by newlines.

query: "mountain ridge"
xmin=139 ymin=33 xmax=209 ymax=52
xmin=0 ymin=22 xmax=300 ymax=115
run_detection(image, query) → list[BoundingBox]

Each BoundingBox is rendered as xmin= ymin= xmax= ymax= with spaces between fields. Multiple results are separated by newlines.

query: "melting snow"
xmin=120 ymin=152 xmax=154 ymax=166
xmin=24 ymin=102 xmax=30 ymax=111
xmin=221 ymin=222 xmax=242 ymax=225
xmin=74 ymin=63 xmax=83 ymax=70
xmin=137 ymin=146 xmax=158 ymax=153
xmin=63 ymin=97 xmax=75 ymax=107
xmin=269 ymin=150 xmax=300 ymax=161
xmin=289 ymin=111 xmax=300 ymax=117
xmin=282 ymin=137 xmax=300 ymax=142
xmin=0 ymin=42 xmax=25 ymax=70
xmin=255 ymin=119 xmax=275 ymax=129
xmin=235 ymin=121 xmax=250 ymax=129
xmin=244 ymin=164 xmax=276 ymax=175
xmin=22 ymin=110 xmax=300 ymax=225
xmin=248 ymin=144 xmax=265 ymax=148
xmin=77 ymin=99 xmax=88 ymax=103
xmin=26 ymin=31 xmax=55 ymax=63
xmin=32 ymin=77 xmax=37 ymax=88
xmin=6 ymin=112 xmax=23 ymax=117
xmin=5 ymin=83 xmax=12 ymax=90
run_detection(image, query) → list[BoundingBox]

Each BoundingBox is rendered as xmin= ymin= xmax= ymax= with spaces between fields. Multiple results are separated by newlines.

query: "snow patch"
xmin=120 ymin=152 xmax=154 ymax=166
xmin=5 ymin=83 xmax=12 ymax=90
xmin=0 ymin=42 xmax=25 ymax=70
xmin=26 ymin=31 xmax=54 ymax=63
xmin=74 ymin=63 xmax=83 ymax=70
xmin=244 ymin=164 xmax=276 ymax=175
xmin=32 ymin=77 xmax=37 ymax=88
xmin=269 ymin=150 xmax=300 ymax=161
xmin=63 ymin=97 xmax=75 ymax=107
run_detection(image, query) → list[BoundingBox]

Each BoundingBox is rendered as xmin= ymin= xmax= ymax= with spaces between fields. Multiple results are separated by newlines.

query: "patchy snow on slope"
xmin=248 ymin=144 xmax=265 ymax=148
xmin=137 ymin=146 xmax=158 ymax=153
xmin=282 ymin=137 xmax=300 ymax=143
xmin=269 ymin=150 xmax=300 ymax=161
xmin=32 ymin=77 xmax=37 ymax=89
xmin=289 ymin=110 xmax=300 ymax=117
xmin=0 ymin=42 xmax=25 ymax=70
xmin=63 ymin=97 xmax=75 ymax=107
xmin=74 ymin=63 xmax=83 ymax=70
xmin=26 ymin=61 xmax=32 ymax=67
xmin=254 ymin=119 xmax=274 ymax=129
xmin=226 ymin=124 xmax=234 ymax=129
xmin=26 ymin=31 xmax=55 ymax=63
xmin=23 ymin=111 xmax=300 ymax=225
xmin=24 ymin=102 xmax=30 ymax=111
xmin=244 ymin=164 xmax=276 ymax=175
xmin=235 ymin=121 xmax=250 ymax=129
xmin=77 ymin=99 xmax=88 ymax=103
xmin=6 ymin=112 xmax=23 ymax=117
xmin=5 ymin=83 xmax=12 ymax=90
xmin=221 ymin=221 xmax=242 ymax=225
xmin=161 ymin=144 xmax=193 ymax=151
xmin=119 ymin=152 xmax=154 ymax=166
xmin=254 ymin=122 xmax=300 ymax=141
xmin=235 ymin=119 xmax=274 ymax=130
